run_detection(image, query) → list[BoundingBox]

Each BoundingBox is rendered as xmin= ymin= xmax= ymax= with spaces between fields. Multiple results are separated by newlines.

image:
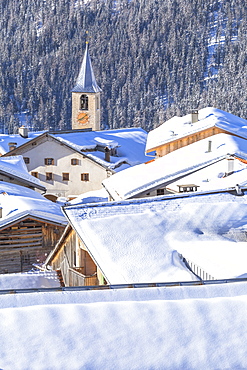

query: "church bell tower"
xmin=72 ymin=42 xmax=101 ymax=130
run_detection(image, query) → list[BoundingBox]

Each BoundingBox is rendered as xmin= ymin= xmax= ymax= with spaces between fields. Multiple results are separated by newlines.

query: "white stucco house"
xmin=4 ymin=128 xmax=148 ymax=201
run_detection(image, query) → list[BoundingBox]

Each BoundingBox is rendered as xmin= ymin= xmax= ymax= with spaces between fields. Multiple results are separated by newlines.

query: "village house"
xmin=102 ymin=132 xmax=247 ymax=200
xmin=146 ymin=107 xmax=247 ymax=157
xmin=0 ymin=182 xmax=67 ymax=273
xmin=1 ymin=43 xmax=149 ymax=201
xmin=3 ymin=127 xmax=148 ymax=201
xmin=50 ymin=186 xmax=247 ymax=286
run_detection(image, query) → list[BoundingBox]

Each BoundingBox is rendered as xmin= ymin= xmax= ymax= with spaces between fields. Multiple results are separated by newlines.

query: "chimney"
xmin=8 ymin=142 xmax=17 ymax=151
xmin=104 ymin=147 xmax=111 ymax=162
xmin=191 ymin=109 xmax=199 ymax=124
xmin=235 ymin=184 xmax=242 ymax=195
xmin=19 ymin=126 xmax=28 ymax=138
xmin=226 ymin=157 xmax=234 ymax=176
xmin=208 ymin=140 xmax=212 ymax=152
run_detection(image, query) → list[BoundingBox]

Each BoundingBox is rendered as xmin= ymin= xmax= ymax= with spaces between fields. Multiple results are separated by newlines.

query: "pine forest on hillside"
xmin=0 ymin=0 xmax=246 ymax=133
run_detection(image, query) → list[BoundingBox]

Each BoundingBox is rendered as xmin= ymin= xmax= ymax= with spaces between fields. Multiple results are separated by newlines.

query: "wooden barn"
xmin=0 ymin=216 xmax=65 ymax=274
xmin=0 ymin=181 xmax=67 ymax=274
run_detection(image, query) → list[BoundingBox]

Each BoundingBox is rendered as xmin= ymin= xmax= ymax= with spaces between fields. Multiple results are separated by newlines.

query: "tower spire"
xmin=71 ymin=41 xmax=102 ymax=131
xmin=72 ymin=42 xmax=101 ymax=93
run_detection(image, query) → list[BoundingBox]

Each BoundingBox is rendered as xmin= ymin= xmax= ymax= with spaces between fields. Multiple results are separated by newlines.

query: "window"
xmin=44 ymin=158 xmax=54 ymax=165
xmin=80 ymin=94 xmax=88 ymax=110
xmin=46 ymin=172 xmax=53 ymax=181
xmin=71 ymin=158 xmax=79 ymax=166
xmin=62 ymin=173 xmax=69 ymax=181
xmin=31 ymin=172 xmax=38 ymax=178
xmin=157 ymin=189 xmax=165 ymax=196
xmin=81 ymin=173 xmax=89 ymax=182
xmin=23 ymin=157 xmax=30 ymax=164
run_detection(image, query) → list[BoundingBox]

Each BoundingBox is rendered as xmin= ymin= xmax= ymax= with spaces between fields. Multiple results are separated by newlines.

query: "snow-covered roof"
xmin=0 ymin=131 xmax=44 ymax=155
xmin=168 ymin=156 xmax=247 ymax=193
xmin=68 ymin=188 xmax=109 ymax=205
xmin=103 ymin=133 xmax=247 ymax=200
xmin=1 ymin=128 xmax=149 ymax=173
xmin=1 ymin=280 xmax=247 ymax=368
xmin=63 ymin=188 xmax=247 ymax=284
xmin=146 ymin=107 xmax=247 ymax=152
xmin=71 ymin=43 xmax=101 ymax=93
xmin=51 ymin=127 xmax=149 ymax=172
xmin=0 ymin=182 xmax=67 ymax=228
xmin=0 ymin=155 xmax=45 ymax=191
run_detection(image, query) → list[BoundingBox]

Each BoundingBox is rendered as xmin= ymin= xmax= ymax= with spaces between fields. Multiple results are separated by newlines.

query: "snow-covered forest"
xmin=0 ymin=0 xmax=246 ymax=133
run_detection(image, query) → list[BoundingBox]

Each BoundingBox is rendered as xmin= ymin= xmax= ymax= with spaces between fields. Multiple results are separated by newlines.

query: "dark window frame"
xmin=81 ymin=173 xmax=89 ymax=182
xmin=80 ymin=94 xmax=89 ymax=110
xmin=62 ymin=173 xmax=70 ymax=181
xmin=46 ymin=172 xmax=53 ymax=181
xmin=71 ymin=158 xmax=79 ymax=166
xmin=31 ymin=172 xmax=38 ymax=178
xmin=44 ymin=158 xmax=54 ymax=165
xmin=157 ymin=189 xmax=165 ymax=196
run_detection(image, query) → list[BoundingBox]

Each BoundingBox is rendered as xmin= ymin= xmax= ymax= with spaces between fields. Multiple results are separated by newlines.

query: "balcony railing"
xmin=60 ymin=257 xmax=98 ymax=287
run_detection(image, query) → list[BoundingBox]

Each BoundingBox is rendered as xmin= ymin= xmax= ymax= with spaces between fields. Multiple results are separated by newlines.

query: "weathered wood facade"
xmin=155 ymin=127 xmax=225 ymax=157
xmin=0 ymin=218 xmax=65 ymax=274
xmin=45 ymin=225 xmax=104 ymax=287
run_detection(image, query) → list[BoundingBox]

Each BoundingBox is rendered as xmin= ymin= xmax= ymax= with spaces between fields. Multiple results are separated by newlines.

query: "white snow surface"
xmin=0 ymin=271 xmax=60 ymax=290
xmin=63 ymin=189 xmax=247 ymax=284
xmin=1 ymin=282 xmax=247 ymax=368
xmin=69 ymin=187 xmax=109 ymax=205
xmin=0 ymin=155 xmax=43 ymax=188
xmin=52 ymin=127 xmax=149 ymax=172
xmin=146 ymin=106 xmax=247 ymax=152
xmin=0 ymin=182 xmax=67 ymax=227
xmin=168 ymin=156 xmax=247 ymax=193
xmin=0 ymin=131 xmax=44 ymax=155
xmin=103 ymin=133 xmax=247 ymax=200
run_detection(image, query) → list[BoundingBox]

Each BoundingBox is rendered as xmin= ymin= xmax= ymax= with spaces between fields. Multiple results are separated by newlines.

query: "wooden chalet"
xmin=146 ymin=107 xmax=247 ymax=157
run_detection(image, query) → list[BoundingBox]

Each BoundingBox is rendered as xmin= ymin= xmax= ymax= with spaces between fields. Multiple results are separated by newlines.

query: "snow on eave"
xmin=64 ymin=186 xmax=247 ymax=214
xmin=0 ymin=211 xmax=67 ymax=231
xmin=0 ymin=168 xmax=46 ymax=191
xmin=0 ymin=155 xmax=45 ymax=191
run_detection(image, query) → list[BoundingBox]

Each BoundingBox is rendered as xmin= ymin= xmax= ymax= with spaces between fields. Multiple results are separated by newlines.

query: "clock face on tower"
xmin=77 ymin=112 xmax=89 ymax=125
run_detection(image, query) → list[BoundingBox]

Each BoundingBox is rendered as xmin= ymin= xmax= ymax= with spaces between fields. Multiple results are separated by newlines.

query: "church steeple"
xmin=72 ymin=42 xmax=101 ymax=130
